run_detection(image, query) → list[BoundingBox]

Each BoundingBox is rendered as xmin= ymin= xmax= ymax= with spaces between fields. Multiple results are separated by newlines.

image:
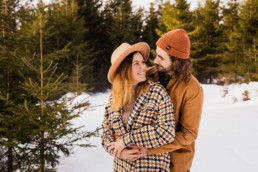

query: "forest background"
xmin=0 ymin=0 xmax=257 ymax=171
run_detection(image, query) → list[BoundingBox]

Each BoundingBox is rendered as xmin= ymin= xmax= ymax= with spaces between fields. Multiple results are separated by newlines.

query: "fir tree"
xmin=45 ymin=0 xmax=95 ymax=91
xmin=221 ymin=0 xmax=243 ymax=83
xmin=0 ymin=0 xmax=29 ymax=171
xmin=156 ymin=0 xmax=193 ymax=36
xmin=239 ymin=0 xmax=258 ymax=81
xmin=191 ymin=0 xmax=224 ymax=83
xmin=67 ymin=56 xmax=90 ymax=95
xmin=1 ymin=1 xmax=99 ymax=171
xmin=141 ymin=2 xmax=160 ymax=60
xmin=77 ymin=0 xmax=109 ymax=92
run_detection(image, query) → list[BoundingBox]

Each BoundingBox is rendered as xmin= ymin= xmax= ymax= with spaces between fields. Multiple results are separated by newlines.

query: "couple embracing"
xmin=101 ymin=29 xmax=204 ymax=172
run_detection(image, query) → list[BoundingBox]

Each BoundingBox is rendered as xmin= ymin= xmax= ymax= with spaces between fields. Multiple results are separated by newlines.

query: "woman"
xmin=101 ymin=42 xmax=175 ymax=172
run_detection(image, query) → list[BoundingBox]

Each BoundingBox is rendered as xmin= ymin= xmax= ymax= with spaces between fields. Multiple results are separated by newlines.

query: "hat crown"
xmin=156 ymin=29 xmax=190 ymax=59
xmin=111 ymin=43 xmax=131 ymax=64
xmin=165 ymin=29 xmax=190 ymax=51
xmin=108 ymin=42 xmax=149 ymax=83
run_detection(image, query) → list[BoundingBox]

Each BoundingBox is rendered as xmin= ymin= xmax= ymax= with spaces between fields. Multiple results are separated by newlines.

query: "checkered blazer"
xmin=101 ymin=81 xmax=175 ymax=172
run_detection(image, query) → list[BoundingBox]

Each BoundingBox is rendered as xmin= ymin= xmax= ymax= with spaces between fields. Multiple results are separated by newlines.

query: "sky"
xmin=41 ymin=0 xmax=225 ymax=11
xmin=57 ymin=82 xmax=258 ymax=172
xmin=40 ymin=0 xmax=234 ymax=12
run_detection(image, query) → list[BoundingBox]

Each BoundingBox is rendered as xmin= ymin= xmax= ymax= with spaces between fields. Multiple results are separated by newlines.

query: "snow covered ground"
xmin=57 ymin=82 xmax=258 ymax=172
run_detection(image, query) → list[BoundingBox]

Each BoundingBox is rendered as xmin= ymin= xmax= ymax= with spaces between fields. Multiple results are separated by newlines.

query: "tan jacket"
xmin=147 ymin=67 xmax=204 ymax=172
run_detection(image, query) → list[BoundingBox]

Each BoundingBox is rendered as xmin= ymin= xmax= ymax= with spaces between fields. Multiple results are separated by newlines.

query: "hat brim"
xmin=108 ymin=42 xmax=150 ymax=83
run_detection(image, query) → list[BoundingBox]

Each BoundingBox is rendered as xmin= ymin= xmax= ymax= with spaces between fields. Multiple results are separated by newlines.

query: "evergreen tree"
xmin=191 ymin=0 xmax=224 ymax=83
xmin=13 ymin=1 xmax=99 ymax=171
xmin=77 ymin=0 xmax=109 ymax=92
xmin=156 ymin=0 xmax=193 ymax=36
xmin=0 ymin=1 xmax=99 ymax=171
xmin=141 ymin=2 xmax=160 ymax=60
xmin=105 ymin=0 xmax=143 ymax=48
xmin=239 ymin=0 xmax=258 ymax=81
xmin=67 ymin=56 xmax=89 ymax=95
xmin=221 ymin=0 xmax=244 ymax=83
xmin=45 ymin=0 xmax=95 ymax=91
xmin=0 ymin=0 xmax=29 ymax=171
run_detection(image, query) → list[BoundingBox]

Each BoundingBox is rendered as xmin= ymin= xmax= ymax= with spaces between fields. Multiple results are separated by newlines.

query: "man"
xmin=121 ymin=29 xmax=204 ymax=172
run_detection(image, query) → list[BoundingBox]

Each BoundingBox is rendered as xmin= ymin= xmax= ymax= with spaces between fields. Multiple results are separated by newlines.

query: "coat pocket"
xmin=133 ymin=102 xmax=158 ymax=129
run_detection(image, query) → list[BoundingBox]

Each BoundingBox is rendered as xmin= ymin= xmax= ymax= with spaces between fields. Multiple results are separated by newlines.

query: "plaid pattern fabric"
xmin=101 ymin=82 xmax=175 ymax=171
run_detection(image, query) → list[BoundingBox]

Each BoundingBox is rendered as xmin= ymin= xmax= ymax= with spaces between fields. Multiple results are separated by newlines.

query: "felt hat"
xmin=108 ymin=42 xmax=150 ymax=83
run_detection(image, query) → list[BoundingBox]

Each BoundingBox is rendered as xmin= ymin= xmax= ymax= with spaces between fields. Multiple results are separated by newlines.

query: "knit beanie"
xmin=156 ymin=29 xmax=190 ymax=59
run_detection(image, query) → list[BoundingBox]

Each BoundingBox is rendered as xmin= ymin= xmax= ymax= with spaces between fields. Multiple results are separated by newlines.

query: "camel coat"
xmin=147 ymin=68 xmax=204 ymax=172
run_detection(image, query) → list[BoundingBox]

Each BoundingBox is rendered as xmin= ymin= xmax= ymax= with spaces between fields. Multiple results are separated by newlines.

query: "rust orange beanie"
xmin=156 ymin=29 xmax=190 ymax=59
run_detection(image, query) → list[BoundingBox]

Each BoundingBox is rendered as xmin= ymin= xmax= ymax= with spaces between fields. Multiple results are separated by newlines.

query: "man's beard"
xmin=155 ymin=64 xmax=171 ymax=73
xmin=154 ymin=64 xmax=174 ymax=77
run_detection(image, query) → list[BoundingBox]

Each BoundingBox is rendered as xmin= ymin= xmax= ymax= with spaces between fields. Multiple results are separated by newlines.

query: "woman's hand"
xmin=106 ymin=142 xmax=115 ymax=155
xmin=107 ymin=138 xmax=126 ymax=157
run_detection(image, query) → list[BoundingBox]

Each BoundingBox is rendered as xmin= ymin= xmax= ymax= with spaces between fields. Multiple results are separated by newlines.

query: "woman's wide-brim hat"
xmin=107 ymin=42 xmax=150 ymax=83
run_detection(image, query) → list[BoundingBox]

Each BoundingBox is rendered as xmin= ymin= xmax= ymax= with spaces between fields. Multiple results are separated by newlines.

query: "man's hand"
xmin=118 ymin=146 xmax=148 ymax=161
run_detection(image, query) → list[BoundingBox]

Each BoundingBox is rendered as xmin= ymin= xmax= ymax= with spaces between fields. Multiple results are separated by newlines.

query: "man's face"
xmin=153 ymin=46 xmax=172 ymax=73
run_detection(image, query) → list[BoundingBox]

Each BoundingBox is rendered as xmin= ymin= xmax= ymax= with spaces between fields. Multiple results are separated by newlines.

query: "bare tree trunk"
xmin=7 ymin=147 xmax=13 ymax=172
xmin=254 ymin=38 xmax=257 ymax=74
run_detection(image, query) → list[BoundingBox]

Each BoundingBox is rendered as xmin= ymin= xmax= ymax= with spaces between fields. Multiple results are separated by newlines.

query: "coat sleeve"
xmin=148 ymin=84 xmax=204 ymax=155
xmin=122 ymin=86 xmax=175 ymax=148
xmin=101 ymin=101 xmax=115 ymax=152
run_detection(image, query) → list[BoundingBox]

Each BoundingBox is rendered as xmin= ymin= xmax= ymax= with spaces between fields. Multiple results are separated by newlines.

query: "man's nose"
xmin=153 ymin=57 xmax=158 ymax=64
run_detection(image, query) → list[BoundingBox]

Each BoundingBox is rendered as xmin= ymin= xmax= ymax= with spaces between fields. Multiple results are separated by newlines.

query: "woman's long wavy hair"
xmin=169 ymin=56 xmax=192 ymax=82
xmin=111 ymin=52 xmax=149 ymax=111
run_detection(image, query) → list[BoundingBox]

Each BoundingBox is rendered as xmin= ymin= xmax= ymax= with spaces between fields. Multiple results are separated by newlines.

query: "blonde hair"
xmin=111 ymin=52 xmax=148 ymax=111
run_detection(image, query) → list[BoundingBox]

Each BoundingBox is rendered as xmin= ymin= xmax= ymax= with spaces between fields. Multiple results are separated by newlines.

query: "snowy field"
xmin=58 ymin=82 xmax=258 ymax=172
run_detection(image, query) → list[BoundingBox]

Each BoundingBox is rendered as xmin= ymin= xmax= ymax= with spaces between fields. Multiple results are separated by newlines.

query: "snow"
xmin=57 ymin=82 xmax=258 ymax=172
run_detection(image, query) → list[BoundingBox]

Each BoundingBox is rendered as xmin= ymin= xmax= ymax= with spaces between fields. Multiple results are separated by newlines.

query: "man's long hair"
xmin=111 ymin=52 xmax=148 ymax=111
xmin=169 ymin=56 xmax=192 ymax=82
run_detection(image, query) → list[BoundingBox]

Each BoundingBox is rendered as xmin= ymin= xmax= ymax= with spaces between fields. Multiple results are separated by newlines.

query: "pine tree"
xmin=0 ymin=0 xmax=29 ymax=171
xmin=44 ymin=0 xmax=95 ymax=91
xmin=156 ymin=0 xmax=193 ymax=36
xmin=238 ymin=0 xmax=258 ymax=81
xmin=2 ymin=1 xmax=99 ymax=171
xmin=191 ymin=0 xmax=224 ymax=83
xmin=77 ymin=0 xmax=109 ymax=92
xmin=104 ymin=0 xmax=143 ymax=50
xmin=141 ymin=2 xmax=160 ymax=60
xmin=67 ymin=56 xmax=90 ymax=95
xmin=221 ymin=0 xmax=244 ymax=83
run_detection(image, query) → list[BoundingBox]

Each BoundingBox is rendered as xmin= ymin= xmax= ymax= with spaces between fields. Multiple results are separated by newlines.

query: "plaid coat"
xmin=101 ymin=81 xmax=175 ymax=172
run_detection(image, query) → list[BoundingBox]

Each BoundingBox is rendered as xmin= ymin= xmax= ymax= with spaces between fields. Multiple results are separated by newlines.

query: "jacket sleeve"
xmin=148 ymin=84 xmax=204 ymax=155
xmin=101 ymin=101 xmax=115 ymax=152
xmin=122 ymin=86 xmax=175 ymax=148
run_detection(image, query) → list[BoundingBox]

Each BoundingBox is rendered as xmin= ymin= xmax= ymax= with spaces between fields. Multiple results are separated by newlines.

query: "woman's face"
xmin=131 ymin=52 xmax=147 ymax=85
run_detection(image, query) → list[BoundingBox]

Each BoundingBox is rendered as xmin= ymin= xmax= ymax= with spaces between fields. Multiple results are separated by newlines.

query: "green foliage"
xmin=67 ymin=56 xmax=92 ymax=94
xmin=238 ymin=0 xmax=258 ymax=81
xmin=78 ymin=0 xmax=110 ymax=92
xmin=1 ymin=0 xmax=258 ymax=169
xmin=157 ymin=0 xmax=193 ymax=35
xmin=190 ymin=0 xmax=224 ymax=83
xmin=141 ymin=2 xmax=160 ymax=61
xmin=1 ymin=1 xmax=99 ymax=171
